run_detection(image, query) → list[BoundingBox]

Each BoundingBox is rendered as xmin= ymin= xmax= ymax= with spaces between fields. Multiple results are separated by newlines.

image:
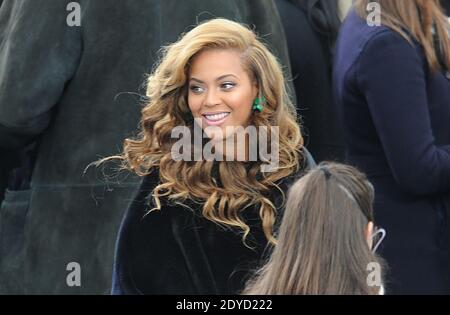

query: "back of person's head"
xmin=243 ymin=162 xmax=384 ymax=295
xmin=355 ymin=0 xmax=450 ymax=72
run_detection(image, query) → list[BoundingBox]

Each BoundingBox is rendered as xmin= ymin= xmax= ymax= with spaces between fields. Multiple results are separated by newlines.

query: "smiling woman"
xmin=105 ymin=18 xmax=306 ymax=295
xmin=187 ymin=49 xmax=266 ymax=162
xmin=188 ymin=50 xmax=258 ymax=135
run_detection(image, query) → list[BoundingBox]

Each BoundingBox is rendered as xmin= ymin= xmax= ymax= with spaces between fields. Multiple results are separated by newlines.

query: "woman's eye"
xmin=190 ymin=86 xmax=204 ymax=94
xmin=221 ymin=82 xmax=236 ymax=90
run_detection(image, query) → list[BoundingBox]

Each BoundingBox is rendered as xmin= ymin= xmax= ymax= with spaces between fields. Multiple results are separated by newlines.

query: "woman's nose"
xmin=204 ymin=89 xmax=221 ymax=107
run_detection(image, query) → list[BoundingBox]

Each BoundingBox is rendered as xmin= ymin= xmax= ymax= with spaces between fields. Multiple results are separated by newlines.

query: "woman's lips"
xmin=202 ymin=112 xmax=230 ymax=126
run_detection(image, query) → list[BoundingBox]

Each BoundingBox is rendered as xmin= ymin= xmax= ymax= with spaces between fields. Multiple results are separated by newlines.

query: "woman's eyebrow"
xmin=216 ymin=74 xmax=239 ymax=81
xmin=190 ymin=74 xmax=239 ymax=83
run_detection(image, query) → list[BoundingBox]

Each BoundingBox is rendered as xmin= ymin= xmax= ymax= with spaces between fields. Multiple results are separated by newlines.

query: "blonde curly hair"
xmin=110 ymin=18 xmax=303 ymax=244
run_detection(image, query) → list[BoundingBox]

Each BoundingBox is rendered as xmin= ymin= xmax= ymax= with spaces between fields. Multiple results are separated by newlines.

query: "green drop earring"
xmin=252 ymin=96 xmax=266 ymax=112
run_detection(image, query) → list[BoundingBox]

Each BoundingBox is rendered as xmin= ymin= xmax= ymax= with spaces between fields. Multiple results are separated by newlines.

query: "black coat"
xmin=112 ymin=163 xmax=304 ymax=295
xmin=0 ymin=0 xmax=292 ymax=294
xmin=334 ymin=11 xmax=450 ymax=294
xmin=275 ymin=0 xmax=345 ymax=162
xmin=443 ymin=0 xmax=450 ymax=16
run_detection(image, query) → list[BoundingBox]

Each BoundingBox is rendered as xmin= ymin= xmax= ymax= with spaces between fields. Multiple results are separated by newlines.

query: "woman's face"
xmin=187 ymin=49 xmax=258 ymax=141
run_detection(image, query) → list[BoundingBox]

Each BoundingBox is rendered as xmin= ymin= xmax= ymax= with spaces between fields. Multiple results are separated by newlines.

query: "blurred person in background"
xmin=334 ymin=0 xmax=450 ymax=294
xmin=275 ymin=0 xmax=352 ymax=162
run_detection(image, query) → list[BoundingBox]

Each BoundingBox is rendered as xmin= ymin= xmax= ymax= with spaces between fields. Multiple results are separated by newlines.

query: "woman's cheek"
xmin=187 ymin=98 xmax=201 ymax=116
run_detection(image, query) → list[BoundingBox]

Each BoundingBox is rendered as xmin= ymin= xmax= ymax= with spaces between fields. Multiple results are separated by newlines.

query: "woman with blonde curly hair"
xmin=109 ymin=18 xmax=306 ymax=294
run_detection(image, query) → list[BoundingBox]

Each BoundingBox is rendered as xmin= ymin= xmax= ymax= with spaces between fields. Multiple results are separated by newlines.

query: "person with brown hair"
xmin=108 ymin=18 xmax=308 ymax=294
xmin=243 ymin=162 xmax=385 ymax=295
xmin=334 ymin=0 xmax=450 ymax=294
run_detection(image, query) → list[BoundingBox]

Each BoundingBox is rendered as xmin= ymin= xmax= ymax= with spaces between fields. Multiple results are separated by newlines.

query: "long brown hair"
xmin=100 ymin=18 xmax=303 ymax=244
xmin=355 ymin=0 xmax=450 ymax=72
xmin=243 ymin=162 xmax=384 ymax=295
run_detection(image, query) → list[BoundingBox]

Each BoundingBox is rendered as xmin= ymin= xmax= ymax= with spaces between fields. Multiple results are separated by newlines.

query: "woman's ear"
xmin=252 ymin=76 xmax=259 ymax=99
xmin=253 ymin=84 xmax=259 ymax=100
xmin=365 ymin=221 xmax=374 ymax=248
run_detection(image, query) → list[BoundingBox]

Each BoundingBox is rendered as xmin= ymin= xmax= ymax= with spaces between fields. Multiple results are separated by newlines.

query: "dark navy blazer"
xmin=334 ymin=11 xmax=450 ymax=294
